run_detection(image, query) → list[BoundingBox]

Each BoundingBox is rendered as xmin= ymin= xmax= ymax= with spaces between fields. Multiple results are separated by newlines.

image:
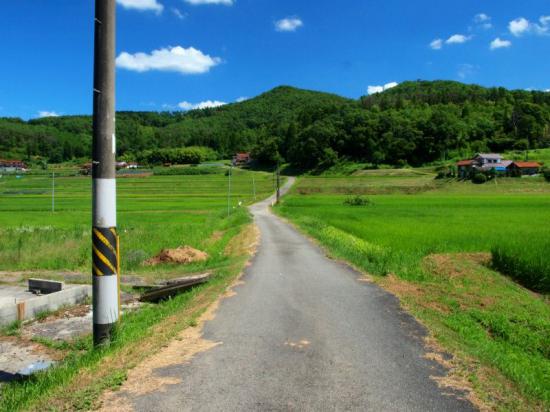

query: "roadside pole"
xmin=276 ymin=162 xmax=281 ymax=204
xmin=252 ymin=175 xmax=256 ymax=200
xmin=92 ymin=0 xmax=119 ymax=346
xmin=227 ymin=165 xmax=232 ymax=217
xmin=51 ymin=172 xmax=55 ymax=212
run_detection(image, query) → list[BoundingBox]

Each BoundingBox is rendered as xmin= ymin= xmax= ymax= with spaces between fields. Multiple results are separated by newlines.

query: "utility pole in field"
xmin=51 ymin=172 xmax=55 ymax=212
xmin=252 ymin=175 xmax=256 ymax=201
xmin=92 ymin=0 xmax=119 ymax=346
xmin=276 ymin=162 xmax=281 ymax=204
xmin=227 ymin=165 xmax=232 ymax=217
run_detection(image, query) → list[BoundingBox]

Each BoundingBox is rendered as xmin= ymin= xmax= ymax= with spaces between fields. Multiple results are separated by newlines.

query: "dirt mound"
xmin=423 ymin=253 xmax=490 ymax=279
xmin=144 ymin=246 xmax=208 ymax=266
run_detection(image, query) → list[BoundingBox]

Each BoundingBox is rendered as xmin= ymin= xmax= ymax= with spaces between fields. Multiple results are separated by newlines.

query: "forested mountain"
xmin=1 ymin=81 xmax=549 ymax=169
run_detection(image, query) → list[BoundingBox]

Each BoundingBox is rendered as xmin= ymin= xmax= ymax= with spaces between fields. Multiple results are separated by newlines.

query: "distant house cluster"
xmin=232 ymin=152 xmax=252 ymax=166
xmin=116 ymin=161 xmax=139 ymax=170
xmin=457 ymin=154 xmax=541 ymax=178
xmin=0 ymin=159 xmax=28 ymax=172
xmin=80 ymin=161 xmax=140 ymax=175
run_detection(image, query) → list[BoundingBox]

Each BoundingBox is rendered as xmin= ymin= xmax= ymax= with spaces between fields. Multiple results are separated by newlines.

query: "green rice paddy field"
xmin=0 ymin=168 xmax=278 ymax=411
xmin=277 ymin=171 xmax=550 ymax=410
xmin=0 ymin=169 xmax=275 ymax=280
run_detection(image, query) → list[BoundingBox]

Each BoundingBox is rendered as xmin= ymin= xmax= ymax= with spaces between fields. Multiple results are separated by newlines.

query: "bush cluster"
xmin=136 ymin=147 xmax=218 ymax=166
xmin=492 ymin=245 xmax=550 ymax=293
xmin=472 ymin=173 xmax=488 ymax=184
xmin=544 ymin=169 xmax=550 ymax=182
xmin=153 ymin=166 xmax=222 ymax=176
xmin=343 ymin=195 xmax=372 ymax=206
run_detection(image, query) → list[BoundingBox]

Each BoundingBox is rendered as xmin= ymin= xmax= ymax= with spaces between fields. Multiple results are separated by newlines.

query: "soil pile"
xmin=144 ymin=246 xmax=208 ymax=266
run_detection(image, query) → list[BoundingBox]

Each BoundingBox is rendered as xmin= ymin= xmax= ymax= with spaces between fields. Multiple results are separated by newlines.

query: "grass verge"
xmin=276 ymin=205 xmax=550 ymax=411
xmin=0 ymin=219 xmax=257 ymax=412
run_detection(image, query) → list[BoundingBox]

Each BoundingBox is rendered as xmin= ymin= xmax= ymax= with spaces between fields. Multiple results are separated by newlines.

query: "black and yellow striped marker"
xmin=92 ymin=227 xmax=118 ymax=277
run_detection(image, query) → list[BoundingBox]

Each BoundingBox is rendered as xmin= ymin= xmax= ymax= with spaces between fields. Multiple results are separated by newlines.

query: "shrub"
xmin=137 ymin=147 xmax=218 ymax=166
xmin=543 ymin=169 xmax=550 ymax=182
xmin=343 ymin=195 xmax=372 ymax=206
xmin=472 ymin=173 xmax=487 ymax=184
xmin=153 ymin=166 xmax=222 ymax=176
xmin=435 ymin=165 xmax=456 ymax=179
xmin=492 ymin=245 xmax=550 ymax=293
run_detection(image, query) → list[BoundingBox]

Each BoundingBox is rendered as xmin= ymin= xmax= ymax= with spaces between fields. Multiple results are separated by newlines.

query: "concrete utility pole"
xmin=252 ymin=175 xmax=256 ymax=200
xmin=51 ymin=172 xmax=55 ymax=212
xmin=227 ymin=166 xmax=232 ymax=217
xmin=276 ymin=162 xmax=281 ymax=204
xmin=92 ymin=0 xmax=119 ymax=346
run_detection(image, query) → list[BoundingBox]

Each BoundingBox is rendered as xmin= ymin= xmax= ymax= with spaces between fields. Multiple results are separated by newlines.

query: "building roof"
xmin=457 ymin=160 xmax=473 ymax=166
xmin=475 ymin=153 xmax=502 ymax=160
xmin=235 ymin=153 xmax=251 ymax=160
xmin=0 ymin=159 xmax=26 ymax=167
xmin=480 ymin=161 xmax=513 ymax=171
xmin=513 ymin=161 xmax=541 ymax=168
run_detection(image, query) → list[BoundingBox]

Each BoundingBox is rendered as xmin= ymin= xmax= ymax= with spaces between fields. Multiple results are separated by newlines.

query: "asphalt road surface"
xmin=130 ymin=178 xmax=475 ymax=411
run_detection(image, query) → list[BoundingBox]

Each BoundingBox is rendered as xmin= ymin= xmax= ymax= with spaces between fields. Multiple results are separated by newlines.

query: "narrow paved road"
xmin=129 ymin=178 xmax=475 ymax=411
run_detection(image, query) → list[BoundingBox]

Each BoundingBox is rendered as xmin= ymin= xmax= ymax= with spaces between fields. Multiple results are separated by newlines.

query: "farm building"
xmin=0 ymin=159 xmax=28 ymax=172
xmin=232 ymin=152 xmax=252 ymax=166
xmin=457 ymin=154 xmax=542 ymax=178
xmin=473 ymin=153 xmax=503 ymax=165
xmin=457 ymin=160 xmax=474 ymax=178
xmin=457 ymin=154 xmax=506 ymax=178
xmin=508 ymin=161 xmax=541 ymax=176
xmin=80 ymin=163 xmax=92 ymax=175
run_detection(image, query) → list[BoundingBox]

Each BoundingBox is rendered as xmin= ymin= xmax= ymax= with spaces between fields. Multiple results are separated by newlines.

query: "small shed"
xmin=457 ymin=160 xmax=474 ymax=178
xmin=508 ymin=161 xmax=541 ymax=176
xmin=232 ymin=153 xmax=252 ymax=166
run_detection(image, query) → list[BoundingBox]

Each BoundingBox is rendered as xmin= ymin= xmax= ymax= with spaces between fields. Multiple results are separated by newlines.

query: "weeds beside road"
xmin=276 ymin=172 xmax=550 ymax=411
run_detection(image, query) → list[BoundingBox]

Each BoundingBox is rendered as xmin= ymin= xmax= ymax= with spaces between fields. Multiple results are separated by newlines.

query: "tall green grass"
xmin=276 ymin=175 xmax=550 ymax=408
xmin=492 ymin=242 xmax=550 ymax=293
xmin=0 ymin=171 xmax=275 ymax=275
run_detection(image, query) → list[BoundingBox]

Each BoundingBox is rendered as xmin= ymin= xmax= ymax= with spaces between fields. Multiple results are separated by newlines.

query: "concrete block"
xmin=28 ymin=278 xmax=64 ymax=294
xmin=0 ymin=285 xmax=92 ymax=327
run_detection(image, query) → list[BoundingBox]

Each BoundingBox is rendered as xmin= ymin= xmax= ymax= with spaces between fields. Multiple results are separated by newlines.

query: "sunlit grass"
xmin=276 ymin=173 xmax=550 ymax=409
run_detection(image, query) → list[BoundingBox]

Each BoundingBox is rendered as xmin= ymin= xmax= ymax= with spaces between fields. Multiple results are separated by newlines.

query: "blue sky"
xmin=1 ymin=0 xmax=549 ymax=119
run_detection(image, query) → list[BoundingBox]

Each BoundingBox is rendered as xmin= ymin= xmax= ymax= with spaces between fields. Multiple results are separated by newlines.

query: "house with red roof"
xmin=508 ymin=161 xmax=541 ymax=176
xmin=0 ymin=159 xmax=28 ymax=172
xmin=232 ymin=152 xmax=252 ymax=166
xmin=456 ymin=154 xmax=542 ymax=178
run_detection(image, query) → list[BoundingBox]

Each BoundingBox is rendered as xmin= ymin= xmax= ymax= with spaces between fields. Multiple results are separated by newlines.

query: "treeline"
xmin=1 ymin=81 xmax=549 ymax=170
xmin=135 ymin=146 xmax=218 ymax=165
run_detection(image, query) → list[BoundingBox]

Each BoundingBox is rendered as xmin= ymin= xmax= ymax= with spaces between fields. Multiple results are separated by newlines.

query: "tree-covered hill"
xmin=1 ymin=81 xmax=549 ymax=169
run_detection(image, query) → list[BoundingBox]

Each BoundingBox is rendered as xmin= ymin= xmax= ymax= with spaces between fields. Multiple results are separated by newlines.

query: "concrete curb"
xmin=0 ymin=285 xmax=92 ymax=326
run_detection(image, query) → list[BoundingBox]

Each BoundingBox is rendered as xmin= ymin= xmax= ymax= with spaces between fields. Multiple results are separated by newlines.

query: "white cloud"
xmin=116 ymin=0 xmax=163 ymax=14
xmin=474 ymin=13 xmax=490 ymax=23
xmin=536 ymin=16 xmax=550 ymax=34
xmin=430 ymin=39 xmax=443 ymax=50
xmin=457 ymin=64 xmax=476 ymax=79
xmin=171 ymin=8 xmax=187 ymax=19
xmin=509 ymin=16 xmax=550 ymax=37
xmin=367 ymin=82 xmax=398 ymax=95
xmin=184 ymin=0 xmax=233 ymax=5
xmin=446 ymin=34 xmax=472 ymax=44
xmin=275 ymin=17 xmax=303 ymax=32
xmin=490 ymin=37 xmax=512 ymax=50
xmin=38 ymin=111 xmax=60 ymax=118
xmin=509 ymin=17 xmax=530 ymax=36
xmin=236 ymin=96 xmax=248 ymax=102
xmin=474 ymin=13 xmax=492 ymax=29
xmin=178 ymin=100 xmax=227 ymax=110
xmin=545 ymin=89 xmax=550 ymax=93
xmin=116 ymin=46 xmax=221 ymax=75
